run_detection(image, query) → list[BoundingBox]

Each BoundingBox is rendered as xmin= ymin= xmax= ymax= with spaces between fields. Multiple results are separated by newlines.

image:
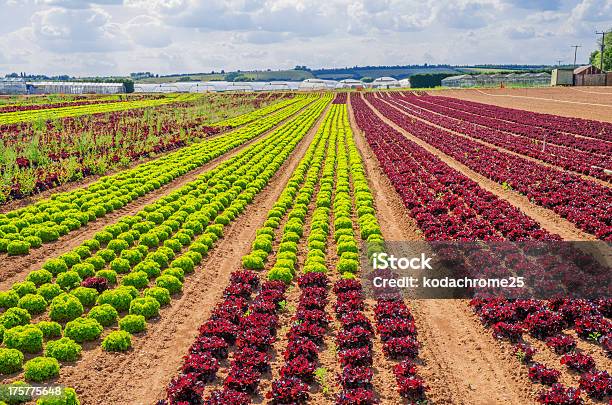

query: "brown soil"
xmin=433 ymin=87 xmax=612 ymax=123
xmin=54 ymin=102 xmax=330 ymax=405
xmin=361 ymin=95 xmax=598 ymax=241
xmin=0 ymin=103 xmax=312 ymax=290
xmin=379 ymin=96 xmax=610 ymax=188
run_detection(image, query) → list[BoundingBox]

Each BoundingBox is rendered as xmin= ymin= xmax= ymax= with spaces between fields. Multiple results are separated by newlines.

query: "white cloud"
xmin=506 ymin=25 xmax=536 ymax=39
xmin=34 ymin=0 xmax=123 ymax=8
xmin=31 ymin=6 xmax=128 ymax=52
xmin=571 ymin=0 xmax=612 ymax=22
xmin=0 ymin=0 xmax=609 ymax=76
xmin=126 ymin=15 xmax=171 ymax=48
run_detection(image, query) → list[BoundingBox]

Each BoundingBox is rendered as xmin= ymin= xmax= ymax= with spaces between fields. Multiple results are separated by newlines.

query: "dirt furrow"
xmin=0 ymin=102 xmax=314 ymax=289
xmin=53 ymin=102 xmax=330 ymax=405
xmin=347 ymin=94 xmax=536 ymax=405
xmin=361 ymin=95 xmax=596 ymax=241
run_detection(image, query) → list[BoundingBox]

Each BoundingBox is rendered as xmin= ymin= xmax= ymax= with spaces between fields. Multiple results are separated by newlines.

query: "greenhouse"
xmin=441 ymin=72 xmax=551 ymax=88
xmin=0 ymin=77 xmax=27 ymax=94
xmin=399 ymin=78 xmax=411 ymax=88
xmin=369 ymin=77 xmax=401 ymax=89
xmin=299 ymin=78 xmax=338 ymax=90
xmin=27 ymin=81 xmax=125 ymax=94
xmin=336 ymin=79 xmax=364 ymax=89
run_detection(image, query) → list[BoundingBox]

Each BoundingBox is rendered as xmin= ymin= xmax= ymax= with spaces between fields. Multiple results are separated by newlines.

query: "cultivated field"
xmin=0 ymin=88 xmax=609 ymax=405
xmin=437 ymin=87 xmax=612 ymax=122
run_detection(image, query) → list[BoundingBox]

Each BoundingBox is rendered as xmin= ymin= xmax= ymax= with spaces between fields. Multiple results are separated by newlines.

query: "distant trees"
xmin=589 ymin=29 xmax=612 ymax=71
xmin=409 ymin=73 xmax=457 ymax=88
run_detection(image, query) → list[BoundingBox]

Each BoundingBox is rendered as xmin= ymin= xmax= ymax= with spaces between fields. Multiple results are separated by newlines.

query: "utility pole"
xmin=595 ymin=31 xmax=606 ymax=71
xmin=557 ymin=59 xmax=563 ymax=67
xmin=571 ymin=45 xmax=581 ymax=67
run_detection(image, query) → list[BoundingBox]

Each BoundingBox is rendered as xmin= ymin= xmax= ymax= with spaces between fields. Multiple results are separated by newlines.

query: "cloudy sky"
xmin=0 ymin=0 xmax=610 ymax=76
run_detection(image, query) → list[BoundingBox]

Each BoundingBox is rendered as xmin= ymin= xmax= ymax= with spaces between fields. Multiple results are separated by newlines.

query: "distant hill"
xmin=311 ymin=65 xmax=460 ymax=80
xmin=135 ymin=69 xmax=314 ymax=83
xmin=133 ymin=64 xmax=556 ymax=83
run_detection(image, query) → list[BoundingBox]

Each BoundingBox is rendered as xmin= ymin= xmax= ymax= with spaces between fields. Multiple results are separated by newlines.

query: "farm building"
xmin=261 ymin=82 xmax=293 ymax=91
xmin=551 ymin=68 xmax=574 ymax=86
xmin=369 ymin=77 xmax=401 ymax=89
xmin=336 ymin=79 xmax=364 ymax=89
xmin=0 ymin=77 xmax=27 ymax=94
xmin=573 ymin=65 xmax=611 ymax=86
xmin=27 ymin=81 xmax=125 ymax=94
xmin=134 ymin=81 xmax=299 ymax=93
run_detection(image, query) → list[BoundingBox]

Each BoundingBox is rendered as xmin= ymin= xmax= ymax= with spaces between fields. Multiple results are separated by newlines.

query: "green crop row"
xmin=0 ymin=95 xmax=332 ymax=385
xmin=265 ymin=104 xmax=337 ymax=283
xmin=241 ymin=102 xmax=331 ymax=273
xmin=339 ymin=105 xmax=384 ymax=257
xmin=212 ymin=95 xmax=302 ymax=128
xmin=0 ymin=96 xmax=317 ymax=256
xmin=0 ymin=95 xmax=194 ymax=125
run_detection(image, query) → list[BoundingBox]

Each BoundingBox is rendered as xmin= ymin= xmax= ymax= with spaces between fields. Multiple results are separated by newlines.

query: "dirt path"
xmin=381 ymin=95 xmax=610 ymax=187
xmin=347 ymin=94 xmax=538 ymax=405
xmin=360 ymin=95 xmax=597 ymax=241
xmin=0 ymin=103 xmax=313 ymax=290
xmin=54 ymin=103 xmax=330 ymax=405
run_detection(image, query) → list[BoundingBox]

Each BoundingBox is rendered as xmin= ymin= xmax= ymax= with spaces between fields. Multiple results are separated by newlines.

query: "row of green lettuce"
xmin=0 ymin=96 xmax=318 ymax=257
xmin=212 ymin=95 xmax=302 ymax=128
xmin=0 ymin=95 xmax=194 ymax=126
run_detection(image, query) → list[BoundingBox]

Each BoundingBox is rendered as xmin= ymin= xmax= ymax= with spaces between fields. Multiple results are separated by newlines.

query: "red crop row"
xmin=208 ymin=278 xmax=287 ymax=403
xmin=382 ymin=94 xmax=610 ymax=181
xmin=159 ymin=270 xmax=260 ymax=404
xmin=402 ymin=93 xmax=611 ymax=156
xmin=351 ymin=94 xmax=556 ymax=241
xmin=472 ymin=297 xmax=612 ymax=403
xmin=363 ymin=94 xmax=611 ymax=241
xmin=333 ymin=93 xmax=348 ymax=104
xmin=428 ymin=94 xmax=612 ymax=142
xmin=351 ymin=93 xmax=610 ymax=403
xmin=374 ymin=296 xmax=427 ymax=401
xmin=332 ymin=278 xmax=378 ymax=405
xmin=267 ymin=272 xmax=330 ymax=404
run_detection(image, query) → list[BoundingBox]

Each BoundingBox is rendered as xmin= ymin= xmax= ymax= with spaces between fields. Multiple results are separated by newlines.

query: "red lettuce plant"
xmin=529 ymin=363 xmax=561 ymax=385
xmin=578 ymin=370 xmax=612 ymax=399
xmin=560 ymin=353 xmax=596 ymax=373
xmin=267 ymin=377 xmax=309 ymax=404
xmin=537 ymin=384 xmax=583 ymax=405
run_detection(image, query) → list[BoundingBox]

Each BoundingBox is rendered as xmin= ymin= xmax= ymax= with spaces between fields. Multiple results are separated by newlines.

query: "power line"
xmin=570 ymin=45 xmax=581 ymax=67
xmin=595 ymin=31 xmax=606 ymax=71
